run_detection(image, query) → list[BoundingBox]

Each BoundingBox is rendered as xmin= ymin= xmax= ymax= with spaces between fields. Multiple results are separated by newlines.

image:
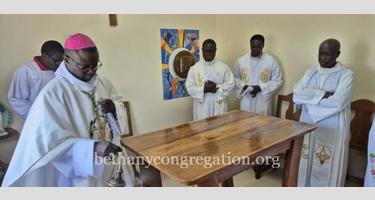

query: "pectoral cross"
xmin=109 ymin=14 xmax=117 ymax=26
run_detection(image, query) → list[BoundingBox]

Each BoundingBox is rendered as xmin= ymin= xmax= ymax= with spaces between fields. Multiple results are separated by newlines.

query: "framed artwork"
xmin=160 ymin=28 xmax=199 ymax=100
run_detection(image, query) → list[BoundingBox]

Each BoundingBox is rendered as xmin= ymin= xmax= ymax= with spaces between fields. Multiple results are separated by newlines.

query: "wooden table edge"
xmin=122 ymin=125 xmax=316 ymax=186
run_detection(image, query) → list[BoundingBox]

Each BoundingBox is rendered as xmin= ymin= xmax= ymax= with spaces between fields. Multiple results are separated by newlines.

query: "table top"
xmin=121 ymin=110 xmax=316 ymax=185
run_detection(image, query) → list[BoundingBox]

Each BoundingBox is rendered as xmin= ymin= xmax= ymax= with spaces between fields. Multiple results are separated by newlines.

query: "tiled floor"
xmin=161 ymin=167 xmax=282 ymax=187
xmin=161 ymin=167 xmax=362 ymax=187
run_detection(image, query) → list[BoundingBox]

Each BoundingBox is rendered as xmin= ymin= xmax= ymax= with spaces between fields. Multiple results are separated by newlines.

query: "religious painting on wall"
xmin=160 ymin=28 xmax=199 ymax=100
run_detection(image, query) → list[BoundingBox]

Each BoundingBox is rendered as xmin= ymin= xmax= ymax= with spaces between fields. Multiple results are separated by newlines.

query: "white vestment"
xmin=8 ymin=58 xmax=55 ymax=120
xmin=293 ymin=63 xmax=353 ymax=187
xmin=2 ymin=62 xmax=135 ymax=187
xmin=234 ymin=52 xmax=282 ymax=116
xmin=185 ymin=59 xmax=234 ymax=121
xmin=365 ymin=118 xmax=375 ymax=187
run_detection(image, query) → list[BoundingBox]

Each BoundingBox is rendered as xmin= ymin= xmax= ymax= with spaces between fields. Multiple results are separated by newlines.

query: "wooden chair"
xmin=346 ymin=99 xmax=375 ymax=185
xmin=121 ymin=101 xmax=141 ymax=179
xmin=350 ymin=99 xmax=375 ymax=152
xmin=121 ymin=101 xmax=134 ymax=138
xmin=275 ymin=93 xmax=301 ymax=120
xmin=253 ymin=93 xmax=301 ymax=179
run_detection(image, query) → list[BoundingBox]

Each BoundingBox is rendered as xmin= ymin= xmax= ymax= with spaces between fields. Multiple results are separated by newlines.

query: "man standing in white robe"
xmin=234 ymin=34 xmax=282 ymax=116
xmin=8 ymin=40 xmax=64 ymax=120
xmin=2 ymin=33 xmax=135 ymax=187
xmin=185 ymin=39 xmax=234 ymax=121
xmin=294 ymin=39 xmax=353 ymax=187
xmin=365 ymin=118 xmax=375 ymax=187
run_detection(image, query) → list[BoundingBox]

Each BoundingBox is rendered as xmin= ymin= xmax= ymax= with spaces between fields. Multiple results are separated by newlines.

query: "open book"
xmin=239 ymin=86 xmax=254 ymax=98
xmin=106 ymin=113 xmax=124 ymax=136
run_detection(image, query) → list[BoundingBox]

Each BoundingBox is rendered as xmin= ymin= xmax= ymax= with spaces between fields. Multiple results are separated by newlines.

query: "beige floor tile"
xmin=160 ymin=167 xmax=361 ymax=187
xmin=161 ymin=167 xmax=282 ymax=187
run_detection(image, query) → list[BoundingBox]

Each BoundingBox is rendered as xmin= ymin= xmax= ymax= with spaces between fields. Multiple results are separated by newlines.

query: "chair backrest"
xmin=276 ymin=93 xmax=301 ymax=121
xmin=122 ymin=101 xmax=134 ymax=138
xmin=350 ymin=99 xmax=375 ymax=152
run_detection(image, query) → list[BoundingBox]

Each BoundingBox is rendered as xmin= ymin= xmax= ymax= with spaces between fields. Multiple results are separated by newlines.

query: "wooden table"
xmin=121 ymin=110 xmax=316 ymax=187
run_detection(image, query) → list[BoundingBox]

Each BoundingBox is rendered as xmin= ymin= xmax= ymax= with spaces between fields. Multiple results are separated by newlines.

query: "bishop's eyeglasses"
xmin=66 ymin=55 xmax=102 ymax=71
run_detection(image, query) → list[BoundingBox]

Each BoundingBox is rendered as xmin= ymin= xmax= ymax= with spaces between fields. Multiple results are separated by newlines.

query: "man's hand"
xmin=94 ymin=141 xmax=122 ymax=157
xmin=323 ymin=91 xmax=335 ymax=99
xmin=242 ymin=85 xmax=249 ymax=93
xmin=204 ymin=80 xmax=218 ymax=93
xmin=249 ymin=85 xmax=261 ymax=98
xmin=98 ymin=99 xmax=117 ymax=119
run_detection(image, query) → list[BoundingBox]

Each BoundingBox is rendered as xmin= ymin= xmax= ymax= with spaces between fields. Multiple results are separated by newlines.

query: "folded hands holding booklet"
xmin=239 ymin=85 xmax=254 ymax=98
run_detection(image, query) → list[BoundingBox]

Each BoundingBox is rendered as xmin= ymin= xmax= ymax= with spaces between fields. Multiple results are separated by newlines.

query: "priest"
xmin=8 ymin=40 xmax=64 ymax=120
xmin=294 ymin=39 xmax=353 ymax=187
xmin=233 ymin=34 xmax=282 ymax=116
xmin=185 ymin=39 xmax=234 ymax=120
xmin=2 ymin=33 xmax=135 ymax=187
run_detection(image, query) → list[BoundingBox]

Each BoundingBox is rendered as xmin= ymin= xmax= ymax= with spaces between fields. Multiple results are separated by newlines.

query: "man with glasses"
xmin=8 ymin=40 xmax=64 ymax=120
xmin=2 ymin=33 xmax=135 ymax=187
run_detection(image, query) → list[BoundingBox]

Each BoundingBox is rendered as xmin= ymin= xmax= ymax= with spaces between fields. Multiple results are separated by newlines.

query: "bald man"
xmin=293 ymin=39 xmax=353 ymax=187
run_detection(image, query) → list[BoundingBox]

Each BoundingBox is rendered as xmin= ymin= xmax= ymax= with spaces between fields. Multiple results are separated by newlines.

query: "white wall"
xmin=0 ymin=14 xmax=217 ymax=162
xmin=216 ymin=15 xmax=375 ymax=104
xmin=0 ymin=15 xmax=374 ymax=163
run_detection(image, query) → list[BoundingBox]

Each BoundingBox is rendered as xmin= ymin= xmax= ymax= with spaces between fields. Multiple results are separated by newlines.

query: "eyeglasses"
xmin=66 ymin=55 xmax=102 ymax=71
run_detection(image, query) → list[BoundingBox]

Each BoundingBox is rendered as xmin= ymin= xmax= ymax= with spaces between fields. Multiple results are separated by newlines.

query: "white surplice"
xmin=185 ymin=59 xmax=234 ymax=121
xmin=293 ymin=62 xmax=353 ymax=187
xmin=8 ymin=59 xmax=55 ymax=120
xmin=2 ymin=62 xmax=134 ymax=187
xmin=234 ymin=52 xmax=282 ymax=116
xmin=365 ymin=118 xmax=375 ymax=187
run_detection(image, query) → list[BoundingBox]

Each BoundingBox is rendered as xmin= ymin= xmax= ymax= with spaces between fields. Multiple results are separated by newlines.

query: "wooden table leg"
xmin=196 ymin=176 xmax=220 ymax=187
xmin=221 ymin=177 xmax=234 ymax=187
xmin=282 ymin=136 xmax=303 ymax=187
xmin=139 ymin=162 xmax=162 ymax=187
